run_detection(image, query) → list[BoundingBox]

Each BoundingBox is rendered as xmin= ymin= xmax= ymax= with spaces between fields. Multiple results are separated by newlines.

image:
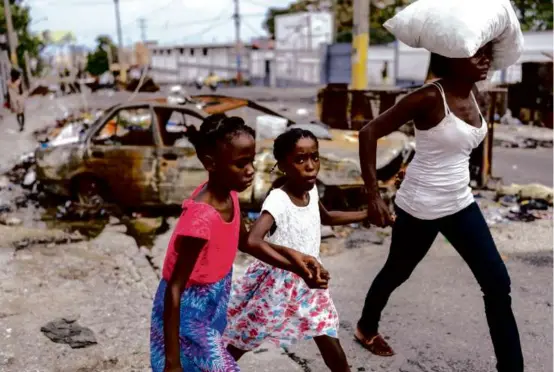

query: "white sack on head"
xmin=383 ymin=0 xmax=524 ymax=70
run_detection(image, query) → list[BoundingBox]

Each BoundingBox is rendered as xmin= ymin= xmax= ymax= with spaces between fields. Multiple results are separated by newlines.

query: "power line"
xmin=182 ymin=19 xmax=232 ymax=41
xmin=165 ymin=18 xmax=232 ymax=44
xmin=121 ymin=0 xmax=179 ymax=29
xmin=242 ymin=18 xmax=266 ymax=38
xmin=241 ymin=0 xmax=270 ymax=8
xmin=153 ymin=14 xmax=230 ymax=30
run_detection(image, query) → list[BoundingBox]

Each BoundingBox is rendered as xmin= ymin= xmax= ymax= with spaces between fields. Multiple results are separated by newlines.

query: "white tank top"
xmin=395 ymin=82 xmax=488 ymax=220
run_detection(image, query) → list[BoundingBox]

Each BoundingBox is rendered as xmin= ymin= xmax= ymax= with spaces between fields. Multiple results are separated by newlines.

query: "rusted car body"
xmin=35 ymin=96 xmax=414 ymax=210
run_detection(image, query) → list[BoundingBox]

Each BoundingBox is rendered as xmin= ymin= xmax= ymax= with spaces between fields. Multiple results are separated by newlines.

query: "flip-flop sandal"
xmin=354 ymin=329 xmax=395 ymax=357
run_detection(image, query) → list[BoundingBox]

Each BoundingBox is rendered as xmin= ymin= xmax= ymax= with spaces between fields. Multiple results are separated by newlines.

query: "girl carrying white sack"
xmin=355 ymin=1 xmax=525 ymax=372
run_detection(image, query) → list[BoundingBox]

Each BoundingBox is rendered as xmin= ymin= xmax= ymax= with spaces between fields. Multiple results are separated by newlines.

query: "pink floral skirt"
xmin=223 ymin=260 xmax=339 ymax=351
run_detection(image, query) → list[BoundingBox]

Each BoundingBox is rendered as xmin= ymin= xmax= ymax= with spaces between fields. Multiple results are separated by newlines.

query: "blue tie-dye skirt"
xmin=150 ymin=271 xmax=240 ymax=371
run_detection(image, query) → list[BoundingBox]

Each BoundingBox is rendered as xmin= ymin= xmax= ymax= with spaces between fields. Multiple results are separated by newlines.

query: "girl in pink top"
xmin=150 ymin=115 xmax=328 ymax=372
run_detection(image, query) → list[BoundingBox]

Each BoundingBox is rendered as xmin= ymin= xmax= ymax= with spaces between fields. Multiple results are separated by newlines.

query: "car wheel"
xmin=73 ymin=175 xmax=106 ymax=207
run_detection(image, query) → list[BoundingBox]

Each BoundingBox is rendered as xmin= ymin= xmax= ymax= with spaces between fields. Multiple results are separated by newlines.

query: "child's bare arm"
xmin=240 ymin=212 xmax=328 ymax=288
xmin=240 ymin=213 xmax=307 ymax=275
xmin=163 ymin=236 xmax=204 ymax=370
xmin=319 ymin=201 xmax=368 ymax=226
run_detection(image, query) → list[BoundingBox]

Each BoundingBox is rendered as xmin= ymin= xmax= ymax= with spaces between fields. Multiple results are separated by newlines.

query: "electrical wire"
xmin=241 ymin=0 xmax=271 ymax=8
xmin=242 ymin=18 xmax=266 ymax=38
xmin=180 ymin=18 xmax=233 ymax=43
xmin=121 ymin=0 xmax=180 ymax=29
xmin=152 ymin=5 xmax=232 ymax=30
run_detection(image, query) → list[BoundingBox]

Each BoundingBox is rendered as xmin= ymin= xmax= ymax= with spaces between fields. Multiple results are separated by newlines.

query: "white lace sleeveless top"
xmin=395 ymin=82 xmax=488 ymax=220
xmin=261 ymin=186 xmax=321 ymax=258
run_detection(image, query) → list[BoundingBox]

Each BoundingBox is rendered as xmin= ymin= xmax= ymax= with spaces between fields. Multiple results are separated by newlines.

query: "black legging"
xmin=358 ymin=203 xmax=524 ymax=372
xmin=16 ymin=113 xmax=25 ymax=130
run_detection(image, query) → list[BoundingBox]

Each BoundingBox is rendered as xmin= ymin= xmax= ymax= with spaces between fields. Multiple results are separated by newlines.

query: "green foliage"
xmin=510 ymin=0 xmax=553 ymax=31
xmin=85 ymin=35 xmax=117 ymax=76
xmin=0 ymin=0 xmax=46 ymax=75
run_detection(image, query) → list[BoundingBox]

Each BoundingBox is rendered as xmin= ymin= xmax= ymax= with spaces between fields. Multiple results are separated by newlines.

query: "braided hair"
xmin=270 ymin=127 xmax=318 ymax=189
xmin=187 ymin=114 xmax=255 ymax=159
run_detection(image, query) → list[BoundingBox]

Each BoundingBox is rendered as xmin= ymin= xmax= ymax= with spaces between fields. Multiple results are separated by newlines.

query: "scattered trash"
xmin=500 ymin=109 xmax=523 ymax=126
xmin=0 ymin=215 xmax=22 ymax=226
xmin=0 ymin=176 xmax=10 ymax=190
xmin=498 ymin=194 xmax=518 ymax=207
xmin=494 ymin=123 xmax=553 ymax=149
xmin=40 ymin=317 xmax=97 ymax=349
xmin=56 ymin=200 xmax=107 ymax=221
xmin=520 ymin=199 xmax=549 ymax=212
xmin=22 ymin=170 xmax=36 ymax=188
xmin=497 ymin=183 xmax=553 ymax=205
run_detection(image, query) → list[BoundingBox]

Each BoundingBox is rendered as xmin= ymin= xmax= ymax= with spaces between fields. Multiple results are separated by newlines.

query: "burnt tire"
xmin=72 ymin=175 xmax=106 ymax=207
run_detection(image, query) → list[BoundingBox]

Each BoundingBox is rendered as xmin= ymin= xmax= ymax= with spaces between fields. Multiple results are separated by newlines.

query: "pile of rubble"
xmin=32 ymin=109 xmax=104 ymax=146
xmin=478 ymin=183 xmax=553 ymax=225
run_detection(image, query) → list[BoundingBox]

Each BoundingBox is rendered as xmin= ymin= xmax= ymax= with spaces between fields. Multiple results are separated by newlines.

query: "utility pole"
xmin=3 ymin=0 xmax=18 ymax=66
xmin=233 ymin=0 xmax=242 ymax=85
xmin=113 ymin=0 xmax=126 ymax=82
xmin=331 ymin=0 xmax=338 ymax=43
xmin=350 ymin=0 xmax=369 ymax=129
xmin=306 ymin=13 xmax=312 ymax=50
xmin=138 ymin=18 xmax=147 ymax=42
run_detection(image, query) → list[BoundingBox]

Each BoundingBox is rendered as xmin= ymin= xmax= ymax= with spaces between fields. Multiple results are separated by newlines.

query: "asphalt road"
xmin=493 ymin=147 xmax=553 ymax=187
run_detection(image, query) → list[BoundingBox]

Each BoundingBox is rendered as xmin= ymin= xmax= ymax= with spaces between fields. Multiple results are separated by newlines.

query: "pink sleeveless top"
xmin=161 ymin=183 xmax=241 ymax=286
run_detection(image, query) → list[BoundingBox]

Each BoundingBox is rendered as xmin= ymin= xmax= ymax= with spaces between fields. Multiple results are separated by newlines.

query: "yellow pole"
xmin=351 ymin=0 xmax=369 ymax=90
xmin=350 ymin=0 xmax=369 ymax=129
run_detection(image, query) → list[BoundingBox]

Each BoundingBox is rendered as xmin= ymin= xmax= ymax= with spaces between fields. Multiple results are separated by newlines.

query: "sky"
xmin=26 ymin=0 xmax=293 ymax=49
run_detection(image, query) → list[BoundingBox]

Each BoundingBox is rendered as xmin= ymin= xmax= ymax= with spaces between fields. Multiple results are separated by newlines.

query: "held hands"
xmin=367 ymin=193 xmax=395 ymax=228
xmin=289 ymin=252 xmax=330 ymax=289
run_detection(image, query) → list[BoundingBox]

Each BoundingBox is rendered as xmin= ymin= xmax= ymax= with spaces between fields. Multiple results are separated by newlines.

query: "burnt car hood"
xmin=256 ymin=129 xmax=414 ymax=187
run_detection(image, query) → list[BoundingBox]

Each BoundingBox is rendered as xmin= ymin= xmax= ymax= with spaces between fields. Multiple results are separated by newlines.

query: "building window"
xmin=190 ymin=49 xmax=194 ymax=56
xmin=203 ymin=48 xmax=208 ymax=56
xmin=179 ymin=48 xmax=184 ymax=55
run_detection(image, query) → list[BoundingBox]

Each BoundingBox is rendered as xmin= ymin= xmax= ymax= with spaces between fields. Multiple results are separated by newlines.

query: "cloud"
xmin=28 ymin=0 xmax=292 ymax=48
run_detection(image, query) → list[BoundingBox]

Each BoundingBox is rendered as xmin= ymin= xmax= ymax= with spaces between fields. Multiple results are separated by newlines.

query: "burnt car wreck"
xmin=35 ymin=95 xmax=415 ymax=210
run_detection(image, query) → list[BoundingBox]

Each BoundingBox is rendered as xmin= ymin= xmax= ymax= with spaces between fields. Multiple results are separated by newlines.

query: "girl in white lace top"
xmin=223 ymin=128 xmax=368 ymax=372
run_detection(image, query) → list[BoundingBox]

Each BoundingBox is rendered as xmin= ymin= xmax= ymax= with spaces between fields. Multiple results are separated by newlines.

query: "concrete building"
xmin=150 ymin=42 xmax=252 ymax=85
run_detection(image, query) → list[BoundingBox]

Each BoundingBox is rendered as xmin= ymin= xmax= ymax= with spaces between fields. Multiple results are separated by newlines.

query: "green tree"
xmin=0 ymin=0 xmax=46 ymax=75
xmin=511 ymin=0 xmax=553 ymax=31
xmin=86 ymin=35 xmax=117 ymax=76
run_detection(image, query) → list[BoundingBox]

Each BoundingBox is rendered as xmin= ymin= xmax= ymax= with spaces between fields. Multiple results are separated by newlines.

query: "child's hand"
xmin=300 ymin=255 xmax=331 ymax=289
